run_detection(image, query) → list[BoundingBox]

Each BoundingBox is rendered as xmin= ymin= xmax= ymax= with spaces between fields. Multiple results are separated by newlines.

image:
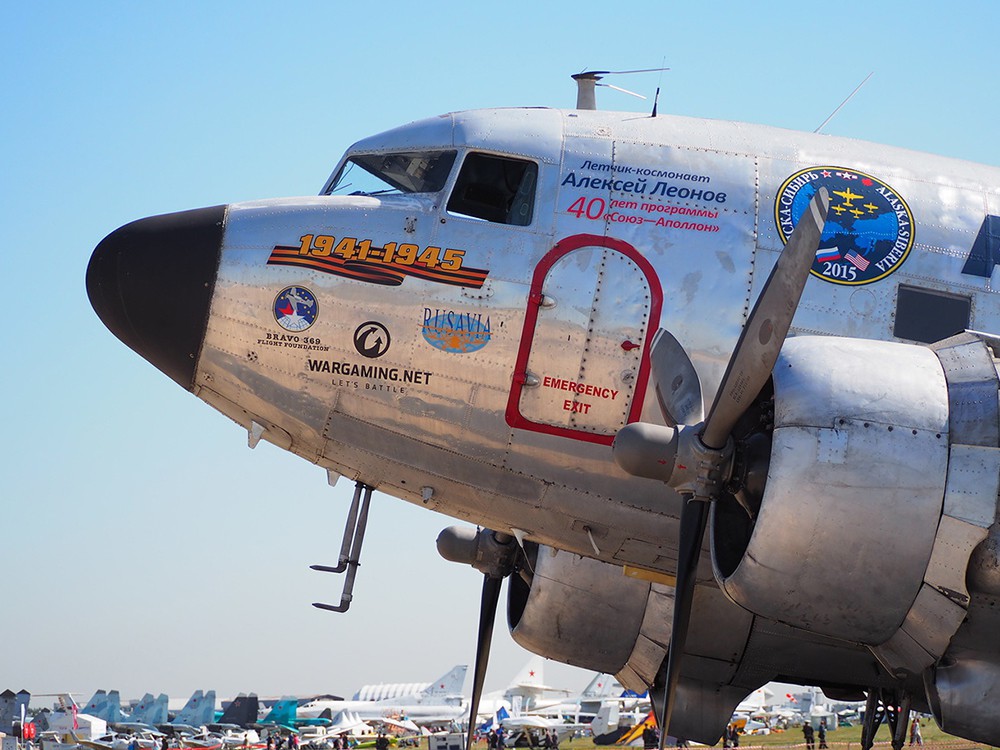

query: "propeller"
xmin=467 ymin=575 xmax=502 ymax=750
xmin=613 ymin=187 xmax=830 ymax=743
xmin=436 ymin=527 xmax=520 ymax=750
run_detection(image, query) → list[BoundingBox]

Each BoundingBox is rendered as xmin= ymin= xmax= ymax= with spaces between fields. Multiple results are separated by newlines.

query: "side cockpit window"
xmin=326 ymin=151 xmax=456 ymax=196
xmin=447 ymin=153 xmax=537 ymax=226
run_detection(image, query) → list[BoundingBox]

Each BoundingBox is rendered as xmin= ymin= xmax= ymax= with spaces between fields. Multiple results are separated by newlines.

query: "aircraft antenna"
xmin=572 ymin=67 xmax=669 ymax=110
xmin=652 ymin=56 xmax=667 ymax=117
xmin=814 ymin=72 xmax=874 ymax=133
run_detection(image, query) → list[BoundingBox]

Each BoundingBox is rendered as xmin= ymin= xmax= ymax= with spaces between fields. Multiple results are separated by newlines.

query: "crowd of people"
xmin=483 ymin=727 xmax=560 ymax=750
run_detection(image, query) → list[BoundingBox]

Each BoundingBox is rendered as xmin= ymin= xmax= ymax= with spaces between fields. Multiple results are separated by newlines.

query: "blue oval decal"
xmin=422 ymin=308 xmax=491 ymax=353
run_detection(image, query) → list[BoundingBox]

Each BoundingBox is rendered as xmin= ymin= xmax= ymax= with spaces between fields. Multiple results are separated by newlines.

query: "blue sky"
xmin=3 ymin=0 xmax=1000 ymax=705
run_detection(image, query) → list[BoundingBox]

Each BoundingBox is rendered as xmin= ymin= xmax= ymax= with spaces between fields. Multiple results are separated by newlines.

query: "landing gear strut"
xmin=861 ymin=688 xmax=911 ymax=750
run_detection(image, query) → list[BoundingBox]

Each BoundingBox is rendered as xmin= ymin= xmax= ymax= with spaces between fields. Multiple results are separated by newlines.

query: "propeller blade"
xmin=649 ymin=328 xmax=704 ymax=427
xmin=658 ymin=495 xmax=710 ymax=746
xmin=701 ymin=188 xmax=830 ymax=449
xmin=467 ymin=574 xmax=502 ymax=750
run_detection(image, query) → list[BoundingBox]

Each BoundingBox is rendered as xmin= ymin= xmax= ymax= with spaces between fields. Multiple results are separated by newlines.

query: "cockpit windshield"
xmin=325 ymin=150 xmax=457 ymax=196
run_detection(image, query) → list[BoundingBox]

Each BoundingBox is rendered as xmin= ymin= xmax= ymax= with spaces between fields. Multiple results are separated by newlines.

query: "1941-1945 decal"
xmin=267 ymin=234 xmax=489 ymax=289
xmin=775 ymin=167 xmax=914 ymax=286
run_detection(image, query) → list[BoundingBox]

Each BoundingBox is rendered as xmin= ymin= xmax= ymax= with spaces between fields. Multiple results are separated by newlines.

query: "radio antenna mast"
xmin=572 ymin=67 xmax=669 ymax=110
xmin=815 ymin=72 xmax=874 ymax=133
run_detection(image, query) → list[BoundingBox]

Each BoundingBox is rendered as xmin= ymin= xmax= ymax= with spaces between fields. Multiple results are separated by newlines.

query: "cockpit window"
xmin=447 ymin=153 xmax=537 ymax=226
xmin=326 ymin=151 xmax=457 ymax=196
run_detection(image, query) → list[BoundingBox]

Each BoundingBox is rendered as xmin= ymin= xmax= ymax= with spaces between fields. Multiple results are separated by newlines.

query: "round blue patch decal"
xmin=775 ymin=167 xmax=914 ymax=285
xmin=273 ymin=286 xmax=318 ymax=331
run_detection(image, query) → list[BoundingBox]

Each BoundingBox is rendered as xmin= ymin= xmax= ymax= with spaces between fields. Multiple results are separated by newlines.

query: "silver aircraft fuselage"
xmin=185 ymin=109 xmax=998 ymax=564
xmin=87 ymin=106 xmax=1000 ymax=745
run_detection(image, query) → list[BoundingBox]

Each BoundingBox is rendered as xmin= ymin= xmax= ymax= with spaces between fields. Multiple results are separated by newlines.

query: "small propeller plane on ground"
xmin=87 ymin=73 xmax=1000 ymax=748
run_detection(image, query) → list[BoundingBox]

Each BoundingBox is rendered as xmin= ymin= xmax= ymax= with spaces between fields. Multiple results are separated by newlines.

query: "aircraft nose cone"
xmin=86 ymin=205 xmax=226 ymax=390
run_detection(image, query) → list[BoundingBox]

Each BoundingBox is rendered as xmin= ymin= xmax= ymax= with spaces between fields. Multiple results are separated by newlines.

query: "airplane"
xmin=86 ymin=71 xmax=1000 ymax=750
xmin=528 ymin=673 xmax=647 ymax=729
xmin=477 ymin=657 xmax=562 ymax=719
xmin=321 ymin=710 xmax=374 ymax=738
xmin=347 ymin=665 xmax=467 ymax=703
xmin=209 ymin=693 xmax=260 ymax=731
xmin=257 ymin=698 xmax=331 ymax=732
xmin=83 ymin=691 xmax=123 ymax=724
xmin=37 ymin=694 xmax=108 ymax=740
xmin=0 ymin=689 xmax=31 ymax=735
xmin=83 ymin=691 xmax=166 ymax=735
xmin=125 ymin=694 xmax=171 ymax=728
xmin=77 ymin=690 xmax=161 ymax=734
xmin=163 ymin=690 xmax=218 ymax=734
xmin=299 ymin=666 xmax=466 ymax=727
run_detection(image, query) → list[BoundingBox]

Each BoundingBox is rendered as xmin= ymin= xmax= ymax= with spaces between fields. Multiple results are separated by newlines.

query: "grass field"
xmin=551 ymin=724 xmax=994 ymax=750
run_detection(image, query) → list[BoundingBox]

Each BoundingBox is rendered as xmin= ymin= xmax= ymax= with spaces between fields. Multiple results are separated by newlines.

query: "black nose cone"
xmin=86 ymin=205 xmax=226 ymax=390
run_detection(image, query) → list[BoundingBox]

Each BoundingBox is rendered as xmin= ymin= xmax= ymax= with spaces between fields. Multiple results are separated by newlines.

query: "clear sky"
xmin=4 ymin=0 xmax=1000 ymax=707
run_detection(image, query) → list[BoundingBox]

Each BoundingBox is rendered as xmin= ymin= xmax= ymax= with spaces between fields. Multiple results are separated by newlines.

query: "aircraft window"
xmin=326 ymin=151 xmax=457 ymax=196
xmin=893 ymin=285 xmax=971 ymax=343
xmin=446 ymin=153 xmax=537 ymax=226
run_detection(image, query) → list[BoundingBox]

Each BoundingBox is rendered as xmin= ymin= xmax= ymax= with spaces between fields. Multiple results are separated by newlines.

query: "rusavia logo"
xmin=354 ymin=321 xmax=390 ymax=358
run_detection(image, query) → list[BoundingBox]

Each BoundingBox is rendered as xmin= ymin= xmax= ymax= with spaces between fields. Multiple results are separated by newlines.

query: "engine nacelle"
xmin=507 ymin=545 xmax=668 ymax=677
xmin=926 ymin=649 xmax=1000 ymax=745
xmin=506 ymin=544 xmax=761 ymax=746
xmin=712 ymin=333 xmax=999 ymax=677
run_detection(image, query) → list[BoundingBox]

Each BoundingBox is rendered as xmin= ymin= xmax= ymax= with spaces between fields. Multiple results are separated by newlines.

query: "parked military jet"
xmin=87 ymin=75 xmax=1000 ymax=749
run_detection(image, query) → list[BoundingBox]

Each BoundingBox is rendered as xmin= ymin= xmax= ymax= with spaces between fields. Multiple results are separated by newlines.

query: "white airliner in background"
xmin=298 ymin=665 xmax=466 ymax=726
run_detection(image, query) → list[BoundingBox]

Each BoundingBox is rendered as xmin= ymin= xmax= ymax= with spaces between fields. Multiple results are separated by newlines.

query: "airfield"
xmin=1 ymin=678 xmax=986 ymax=750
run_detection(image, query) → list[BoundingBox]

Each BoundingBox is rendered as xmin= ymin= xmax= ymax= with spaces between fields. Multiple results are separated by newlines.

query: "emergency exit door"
xmin=506 ymin=234 xmax=662 ymax=445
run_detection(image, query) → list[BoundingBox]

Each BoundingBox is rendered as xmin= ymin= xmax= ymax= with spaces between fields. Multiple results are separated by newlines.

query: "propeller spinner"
xmin=613 ymin=188 xmax=830 ymax=742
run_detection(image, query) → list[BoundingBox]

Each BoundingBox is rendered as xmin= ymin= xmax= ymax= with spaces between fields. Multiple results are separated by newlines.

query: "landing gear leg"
xmin=860 ymin=688 xmax=910 ymax=750
xmin=887 ymin=692 xmax=911 ymax=750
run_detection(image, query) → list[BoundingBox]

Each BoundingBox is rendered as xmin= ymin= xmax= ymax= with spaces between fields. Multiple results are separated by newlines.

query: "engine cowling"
xmin=502 ymin=535 xmax=918 ymax=744
xmin=507 ymin=544 xmax=669 ymax=678
xmin=506 ymin=544 xmax=764 ymax=745
xmin=711 ymin=333 xmax=999 ymax=679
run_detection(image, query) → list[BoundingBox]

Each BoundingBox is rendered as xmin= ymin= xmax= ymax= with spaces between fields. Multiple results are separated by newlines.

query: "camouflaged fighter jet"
xmin=87 ymin=78 xmax=1000 ymax=749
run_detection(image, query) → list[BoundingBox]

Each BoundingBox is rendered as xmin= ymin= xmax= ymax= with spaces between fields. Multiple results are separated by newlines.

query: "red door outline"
xmin=505 ymin=233 xmax=663 ymax=445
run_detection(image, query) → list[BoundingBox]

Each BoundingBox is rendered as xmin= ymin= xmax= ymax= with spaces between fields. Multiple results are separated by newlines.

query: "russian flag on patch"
xmin=816 ymin=247 xmax=841 ymax=263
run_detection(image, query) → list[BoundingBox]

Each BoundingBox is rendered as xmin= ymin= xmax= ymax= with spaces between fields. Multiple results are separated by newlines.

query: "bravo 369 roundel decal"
xmin=273 ymin=286 xmax=318 ymax=331
xmin=775 ymin=167 xmax=914 ymax=285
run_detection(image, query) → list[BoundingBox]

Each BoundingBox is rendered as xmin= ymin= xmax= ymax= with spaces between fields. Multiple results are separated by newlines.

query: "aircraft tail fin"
xmin=148 ymin=694 xmax=169 ymax=725
xmin=507 ymin=656 xmax=545 ymax=691
xmin=199 ymin=690 xmax=217 ymax=726
xmin=219 ymin=694 xmax=259 ymax=728
xmin=172 ymin=690 xmax=206 ymax=725
xmin=421 ymin=665 xmax=467 ymax=697
xmin=0 ymin=690 xmax=16 ymax=734
xmin=86 ymin=689 xmax=122 ymax=723
xmin=261 ymin=698 xmax=298 ymax=727
xmin=580 ymin=674 xmax=616 ymax=699
xmin=83 ymin=691 xmax=107 ymax=720
xmin=56 ymin=693 xmax=80 ymax=713
xmin=128 ymin=694 xmax=156 ymax=724
xmin=591 ymin=701 xmax=620 ymax=739
xmin=106 ymin=690 xmax=123 ymax=724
